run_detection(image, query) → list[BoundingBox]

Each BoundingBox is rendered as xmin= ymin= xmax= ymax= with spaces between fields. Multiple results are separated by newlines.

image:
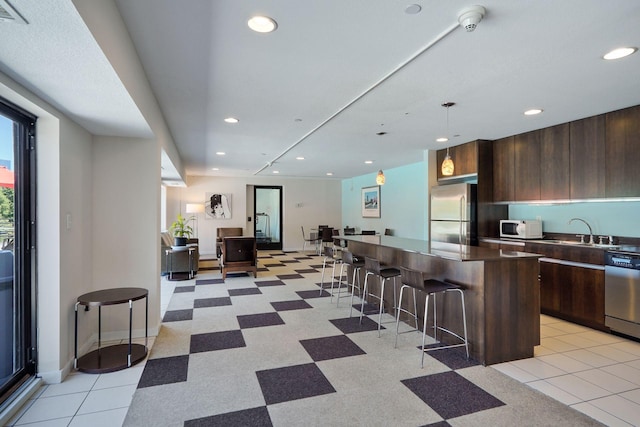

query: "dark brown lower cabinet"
xmin=539 ymin=260 xmax=606 ymax=330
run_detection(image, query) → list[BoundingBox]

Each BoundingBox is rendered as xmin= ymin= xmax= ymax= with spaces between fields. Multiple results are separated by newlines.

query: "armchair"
xmin=216 ymin=227 xmax=243 ymax=258
xmin=220 ymin=236 xmax=257 ymax=280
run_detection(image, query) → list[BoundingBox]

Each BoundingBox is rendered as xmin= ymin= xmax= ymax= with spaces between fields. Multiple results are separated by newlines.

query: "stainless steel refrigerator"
xmin=430 ymin=183 xmax=478 ymax=246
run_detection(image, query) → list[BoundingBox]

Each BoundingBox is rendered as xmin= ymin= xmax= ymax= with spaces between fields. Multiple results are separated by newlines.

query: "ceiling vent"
xmin=0 ymin=0 xmax=27 ymax=24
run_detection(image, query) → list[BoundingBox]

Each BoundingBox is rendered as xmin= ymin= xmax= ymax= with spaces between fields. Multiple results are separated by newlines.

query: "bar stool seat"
xmin=336 ymin=250 xmax=365 ymax=315
xmin=396 ymin=267 xmax=469 ymax=367
xmin=360 ymin=257 xmax=400 ymax=336
xmin=319 ymin=246 xmax=342 ymax=298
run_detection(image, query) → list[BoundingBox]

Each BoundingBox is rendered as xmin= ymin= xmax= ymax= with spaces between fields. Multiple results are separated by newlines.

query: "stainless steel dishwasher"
xmin=605 ymin=249 xmax=640 ymax=339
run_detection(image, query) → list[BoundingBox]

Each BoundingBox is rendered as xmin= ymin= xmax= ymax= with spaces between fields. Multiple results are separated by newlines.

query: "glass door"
xmin=0 ymin=98 xmax=36 ymax=405
xmin=253 ymin=186 xmax=282 ymax=250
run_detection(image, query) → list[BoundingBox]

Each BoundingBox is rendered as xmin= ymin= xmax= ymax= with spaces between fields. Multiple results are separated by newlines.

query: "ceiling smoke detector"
xmin=458 ymin=5 xmax=485 ymax=32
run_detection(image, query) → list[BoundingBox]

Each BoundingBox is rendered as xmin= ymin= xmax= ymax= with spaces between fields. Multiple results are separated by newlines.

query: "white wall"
xmin=170 ymin=176 xmax=342 ymax=254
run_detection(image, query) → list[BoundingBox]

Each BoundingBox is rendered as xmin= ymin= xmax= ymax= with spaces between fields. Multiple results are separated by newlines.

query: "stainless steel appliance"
xmin=499 ymin=219 xmax=543 ymax=239
xmin=430 ymin=183 xmax=477 ymax=245
xmin=605 ymin=249 xmax=640 ymax=339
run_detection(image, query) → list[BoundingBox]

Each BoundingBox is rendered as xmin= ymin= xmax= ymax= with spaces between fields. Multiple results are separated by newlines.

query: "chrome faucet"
xmin=568 ymin=218 xmax=594 ymax=244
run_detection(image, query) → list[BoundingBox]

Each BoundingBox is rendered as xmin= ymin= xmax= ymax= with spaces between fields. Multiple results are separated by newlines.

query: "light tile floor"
xmin=494 ymin=314 xmax=640 ymax=427
xmin=7 ymin=273 xmax=640 ymax=426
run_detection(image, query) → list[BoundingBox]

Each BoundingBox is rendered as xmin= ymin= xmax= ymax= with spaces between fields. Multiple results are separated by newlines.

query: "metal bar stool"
xmin=319 ymin=246 xmax=342 ymax=298
xmin=397 ymin=267 xmax=469 ymax=367
xmin=360 ymin=257 xmax=401 ymax=337
xmin=336 ymin=250 xmax=365 ymax=315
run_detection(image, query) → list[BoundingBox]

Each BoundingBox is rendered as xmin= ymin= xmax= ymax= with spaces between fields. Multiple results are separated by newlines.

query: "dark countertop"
xmin=340 ymin=235 xmax=542 ymax=262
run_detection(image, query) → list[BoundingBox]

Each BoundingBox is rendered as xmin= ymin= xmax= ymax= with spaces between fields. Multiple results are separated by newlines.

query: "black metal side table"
xmin=74 ymin=287 xmax=148 ymax=374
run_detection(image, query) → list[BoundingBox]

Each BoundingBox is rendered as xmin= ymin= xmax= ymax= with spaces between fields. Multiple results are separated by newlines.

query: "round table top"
xmin=77 ymin=287 xmax=148 ymax=306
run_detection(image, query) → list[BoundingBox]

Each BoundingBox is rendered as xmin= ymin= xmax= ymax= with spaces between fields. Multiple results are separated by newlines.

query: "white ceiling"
xmin=1 ymin=1 xmax=639 ymax=181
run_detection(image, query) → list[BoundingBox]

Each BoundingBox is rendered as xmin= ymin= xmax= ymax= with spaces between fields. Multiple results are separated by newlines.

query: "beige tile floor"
xmin=7 ymin=272 xmax=640 ymax=426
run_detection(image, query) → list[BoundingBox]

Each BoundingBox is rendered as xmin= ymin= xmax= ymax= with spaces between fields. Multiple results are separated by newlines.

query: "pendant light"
xmin=440 ymin=102 xmax=455 ymax=176
xmin=376 ymin=169 xmax=385 ymax=185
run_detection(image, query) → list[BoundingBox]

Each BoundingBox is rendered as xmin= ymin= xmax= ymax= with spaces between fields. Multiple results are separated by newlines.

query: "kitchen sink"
xmin=535 ymin=239 xmax=620 ymax=249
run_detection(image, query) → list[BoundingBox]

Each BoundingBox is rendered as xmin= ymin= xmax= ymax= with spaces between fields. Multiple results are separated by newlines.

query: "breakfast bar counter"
xmin=342 ymin=235 xmax=542 ymax=365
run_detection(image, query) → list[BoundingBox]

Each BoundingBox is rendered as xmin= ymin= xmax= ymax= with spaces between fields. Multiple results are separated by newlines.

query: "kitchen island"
xmin=342 ymin=235 xmax=542 ymax=365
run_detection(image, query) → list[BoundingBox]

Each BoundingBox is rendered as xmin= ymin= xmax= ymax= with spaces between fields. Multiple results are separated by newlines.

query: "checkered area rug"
xmin=124 ymin=251 xmax=602 ymax=426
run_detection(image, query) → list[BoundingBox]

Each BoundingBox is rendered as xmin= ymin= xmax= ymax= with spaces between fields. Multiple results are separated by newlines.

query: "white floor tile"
xmin=547 ymin=321 xmax=592 ymax=334
xmin=526 ymin=380 xmax=582 ymax=405
xmin=491 ymin=362 xmax=539 ymax=383
xmin=14 ymin=393 xmax=87 ymax=425
xmin=14 ymin=417 xmax=73 ymax=426
xmin=509 ymin=357 xmax=567 ymax=379
xmin=574 ymin=368 xmax=638 ymax=394
xmin=601 ymin=363 xmax=640 ymax=386
xmin=76 ymin=384 xmax=137 ymax=415
xmin=620 ymin=388 xmax=640 ymax=405
xmin=92 ymin=365 xmax=144 ymax=390
xmin=540 ymin=324 xmax=568 ymax=338
xmin=545 ymin=374 xmax=611 ymax=401
xmin=533 ymin=345 xmax=556 ymax=357
xmin=539 ymin=336 xmax=580 ymax=353
xmin=571 ymin=402 xmax=634 ymax=427
xmin=589 ymin=394 xmax=640 ymax=426
xmin=68 ymin=407 xmax=129 ymax=427
xmin=588 ymin=345 xmax=639 ymax=363
xmin=536 ymin=353 xmax=592 ymax=373
xmin=576 ymin=330 xmax=626 ymax=345
xmin=554 ymin=333 xmax=603 ymax=349
xmin=611 ymin=341 xmax=640 ymax=358
xmin=39 ymin=373 xmax=98 ymax=398
xmin=563 ymin=348 xmax=619 ymax=368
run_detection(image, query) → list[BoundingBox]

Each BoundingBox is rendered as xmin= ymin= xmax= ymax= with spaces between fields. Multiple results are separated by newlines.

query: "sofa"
xmin=216 ymin=227 xmax=243 ymax=258
xmin=161 ymin=232 xmax=199 ymax=279
xmin=220 ymin=236 xmax=257 ymax=280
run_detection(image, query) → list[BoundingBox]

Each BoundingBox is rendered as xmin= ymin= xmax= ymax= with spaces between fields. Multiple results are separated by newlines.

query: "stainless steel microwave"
xmin=500 ymin=220 xmax=542 ymax=239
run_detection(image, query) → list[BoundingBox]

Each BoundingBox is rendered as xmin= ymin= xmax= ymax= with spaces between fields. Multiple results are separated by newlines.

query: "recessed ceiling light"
xmin=405 ymin=4 xmax=422 ymax=14
xmin=326 ymin=172 xmax=333 ymax=176
xmin=224 ymin=117 xmax=239 ymax=123
xmin=272 ymin=170 xmax=279 ymax=174
xmin=524 ymin=109 xmax=543 ymax=116
xmin=603 ymin=47 xmax=637 ymax=60
xmin=216 ymin=151 xmax=226 ymax=156
xmin=211 ymin=167 xmax=219 ymax=171
xmin=296 ymin=156 xmax=304 ymax=160
xmin=436 ymin=137 xmax=448 ymax=143
xmin=248 ymin=15 xmax=277 ymax=33
xmin=364 ymin=160 xmax=373 ymax=164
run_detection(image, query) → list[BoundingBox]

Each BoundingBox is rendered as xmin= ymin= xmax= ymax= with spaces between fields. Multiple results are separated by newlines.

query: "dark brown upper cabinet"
xmin=492 ymin=136 xmax=515 ymax=202
xmin=570 ymin=115 xmax=606 ymax=199
xmin=436 ymin=140 xmax=478 ymax=180
xmin=540 ymin=123 xmax=570 ymax=200
xmin=514 ymin=130 xmax=541 ymax=201
xmin=605 ymin=105 xmax=640 ymax=197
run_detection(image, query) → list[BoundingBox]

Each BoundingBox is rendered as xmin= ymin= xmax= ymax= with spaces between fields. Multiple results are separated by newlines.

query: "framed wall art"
xmin=205 ymin=193 xmax=232 ymax=219
xmin=361 ymin=186 xmax=380 ymax=218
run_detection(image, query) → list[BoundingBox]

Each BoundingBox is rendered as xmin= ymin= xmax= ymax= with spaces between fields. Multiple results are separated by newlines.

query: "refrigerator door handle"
xmin=459 ymin=195 xmax=465 ymax=244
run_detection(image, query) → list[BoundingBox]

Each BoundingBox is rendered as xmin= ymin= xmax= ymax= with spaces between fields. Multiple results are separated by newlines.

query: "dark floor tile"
xmin=280 ymin=260 xmax=300 ymax=264
xmin=256 ymin=280 xmax=286 ymax=287
xmin=237 ymin=312 xmax=285 ymax=329
xmin=402 ymin=371 xmax=505 ymax=419
xmin=277 ymin=274 xmax=304 ymax=280
xmin=424 ymin=346 xmax=479 ymax=370
xmin=226 ymin=272 xmax=251 ymax=279
xmin=190 ymin=330 xmax=246 ymax=354
xmin=271 ymin=300 xmax=312 ymax=311
xmin=310 ymin=264 xmax=325 ymax=269
xmin=256 ymin=363 xmax=336 ymax=405
xmin=258 ymin=255 xmax=274 ymax=259
xmin=167 ymin=273 xmax=191 ymax=281
xmin=300 ymin=335 xmax=366 ymax=362
xmin=198 ymin=265 xmax=218 ymax=271
xmin=263 ymin=263 xmax=285 ymax=267
xmin=352 ymin=302 xmax=381 ymax=315
xmin=421 ymin=422 xmax=451 ymax=427
xmin=137 ymin=355 xmax=189 ymax=388
xmin=162 ymin=309 xmax=193 ymax=322
xmin=295 ymin=269 xmax=318 ymax=274
xmin=270 ymin=253 xmax=288 ymax=257
xmin=329 ymin=316 xmax=384 ymax=334
xmin=174 ymin=285 xmax=195 ymax=293
xmin=194 ymin=297 xmax=232 ymax=308
xmin=293 ymin=256 xmax=313 ymax=260
xmin=296 ymin=289 xmax=331 ymax=299
xmin=185 ymin=406 xmax=273 ymax=427
xmin=228 ymin=287 xmax=262 ymax=296
xmin=196 ymin=278 xmax=224 ymax=285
